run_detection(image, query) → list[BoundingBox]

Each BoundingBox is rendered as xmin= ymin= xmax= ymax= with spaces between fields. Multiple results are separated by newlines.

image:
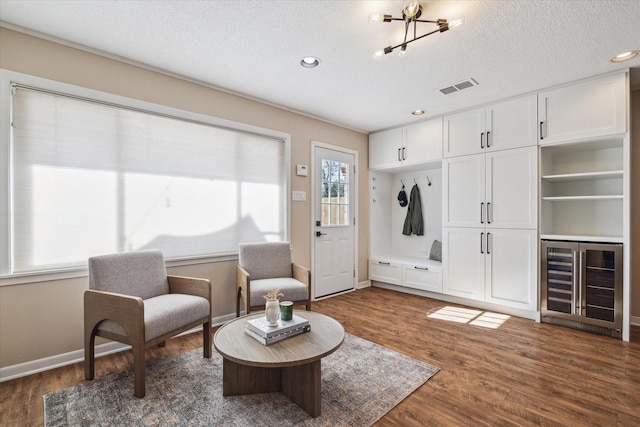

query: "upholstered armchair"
xmin=236 ymin=242 xmax=311 ymax=317
xmin=84 ymin=250 xmax=212 ymax=398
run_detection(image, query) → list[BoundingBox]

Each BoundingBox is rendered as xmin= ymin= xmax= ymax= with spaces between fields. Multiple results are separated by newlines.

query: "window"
xmin=1 ymin=73 xmax=289 ymax=276
xmin=320 ymin=158 xmax=350 ymax=226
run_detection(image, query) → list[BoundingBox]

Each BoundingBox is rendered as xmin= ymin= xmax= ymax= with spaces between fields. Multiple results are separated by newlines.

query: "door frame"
xmin=310 ymin=140 xmax=359 ymax=300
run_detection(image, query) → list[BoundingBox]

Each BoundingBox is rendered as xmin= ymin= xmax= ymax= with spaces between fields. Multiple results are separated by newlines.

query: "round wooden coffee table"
xmin=214 ymin=311 xmax=344 ymax=418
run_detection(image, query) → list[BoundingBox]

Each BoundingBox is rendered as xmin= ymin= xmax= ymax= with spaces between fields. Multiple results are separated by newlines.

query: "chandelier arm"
xmin=386 ymin=26 xmax=447 ymax=53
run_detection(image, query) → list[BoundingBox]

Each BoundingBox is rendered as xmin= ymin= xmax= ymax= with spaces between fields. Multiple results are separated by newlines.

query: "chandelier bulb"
xmin=448 ymin=17 xmax=466 ymax=30
xmin=373 ymin=50 xmax=385 ymax=60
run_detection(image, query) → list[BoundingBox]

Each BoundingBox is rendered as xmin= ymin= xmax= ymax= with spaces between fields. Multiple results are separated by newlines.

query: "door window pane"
xmin=321 ymin=159 xmax=349 ymax=226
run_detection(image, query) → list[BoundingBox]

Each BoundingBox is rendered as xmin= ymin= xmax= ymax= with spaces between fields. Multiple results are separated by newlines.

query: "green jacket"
xmin=402 ymin=184 xmax=424 ymax=236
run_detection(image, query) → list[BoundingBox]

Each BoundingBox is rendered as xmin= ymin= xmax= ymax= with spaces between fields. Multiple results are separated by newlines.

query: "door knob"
xmin=316 ymin=231 xmax=327 ymax=237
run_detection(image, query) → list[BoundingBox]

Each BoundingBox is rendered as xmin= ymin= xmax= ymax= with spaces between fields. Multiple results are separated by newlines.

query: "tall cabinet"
xmin=538 ymin=71 xmax=630 ymax=340
xmin=442 ymin=95 xmax=538 ymax=312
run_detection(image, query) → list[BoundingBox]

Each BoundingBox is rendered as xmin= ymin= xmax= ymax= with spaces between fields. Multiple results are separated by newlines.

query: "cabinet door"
xmin=538 ymin=73 xmax=626 ymax=144
xmin=369 ymin=260 xmax=402 ymax=285
xmin=403 ymin=118 xmax=443 ymax=166
xmin=485 ymin=229 xmax=537 ymax=310
xmin=369 ymin=128 xmax=403 ymax=169
xmin=442 ymin=227 xmax=485 ymax=300
xmin=403 ymin=264 xmax=442 ymax=293
xmin=486 ymin=95 xmax=538 ymax=151
xmin=443 ymin=154 xmax=485 ymax=227
xmin=443 ymin=108 xmax=485 ymax=157
xmin=486 ymin=146 xmax=537 ymax=229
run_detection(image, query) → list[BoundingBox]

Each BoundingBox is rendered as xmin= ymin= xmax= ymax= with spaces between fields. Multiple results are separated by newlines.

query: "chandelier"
xmin=370 ymin=1 xmax=464 ymax=58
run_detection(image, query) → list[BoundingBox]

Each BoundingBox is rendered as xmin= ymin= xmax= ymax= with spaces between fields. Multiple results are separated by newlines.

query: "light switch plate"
xmin=292 ymin=191 xmax=306 ymax=201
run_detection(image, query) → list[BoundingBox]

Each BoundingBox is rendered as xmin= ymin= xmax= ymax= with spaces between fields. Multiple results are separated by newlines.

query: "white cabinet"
xmin=369 ymin=118 xmax=442 ymax=170
xmin=369 ymin=256 xmax=442 ymax=293
xmin=538 ymin=73 xmax=626 ymax=144
xmin=443 ymin=146 xmax=537 ymax=229
xmin=442 ymin=228 xmax=485 ymax=299
xmin=442 ymin=227 xmax=537 ymax=310
xmin=444 ymin=95 xmax=537 ymax=157
xmin=369 ymin=127 xmax=403 ymax=169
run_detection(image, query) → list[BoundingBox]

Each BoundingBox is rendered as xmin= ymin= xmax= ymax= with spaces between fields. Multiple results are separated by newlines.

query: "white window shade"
xmin=10 ymin=86 xmax=286 ymax=273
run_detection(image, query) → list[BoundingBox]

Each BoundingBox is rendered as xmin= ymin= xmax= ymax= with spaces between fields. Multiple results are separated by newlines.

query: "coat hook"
xmin=400 ymin=179 xmax=405 ymax=188
xmin=426 ymin=176 xmax=432 ymax=186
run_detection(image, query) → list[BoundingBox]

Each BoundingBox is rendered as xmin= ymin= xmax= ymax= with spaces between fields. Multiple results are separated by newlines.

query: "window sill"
xmin=0 ymin=253 xmax=238 ymax=287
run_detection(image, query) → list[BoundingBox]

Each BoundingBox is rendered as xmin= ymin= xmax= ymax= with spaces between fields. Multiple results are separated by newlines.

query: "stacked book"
xmin=244 ymin=314 xmax=311 ymax=345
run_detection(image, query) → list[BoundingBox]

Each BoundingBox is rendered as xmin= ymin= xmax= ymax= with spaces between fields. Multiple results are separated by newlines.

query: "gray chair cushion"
xmin=88 ymin=250 xmax=169 ymax=300
xmin=249 ymin=278 xmax=309 ymax=307
xmin=239 ymin=242 xmax=292 ymax=280
xmin=98 ymin=294 xmax=210 ymax=341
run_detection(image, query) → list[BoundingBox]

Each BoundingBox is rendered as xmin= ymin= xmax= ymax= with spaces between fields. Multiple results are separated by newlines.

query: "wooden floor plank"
xmin=1 ymin=286 xmax=638 ymax=426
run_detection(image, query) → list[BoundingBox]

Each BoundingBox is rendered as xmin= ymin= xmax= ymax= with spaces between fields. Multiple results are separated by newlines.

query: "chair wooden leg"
xmin=236 ymin=288 xmax=241 ymax=318
xmin=203 ymin=321 xmax=212 ymax=358
xmin=84 ymin=326 xmax=96 ymax=380
xmin=132 ymin=344 xmax=146 ymax=398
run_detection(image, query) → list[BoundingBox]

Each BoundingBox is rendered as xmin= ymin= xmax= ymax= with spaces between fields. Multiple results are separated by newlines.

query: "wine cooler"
xmin=540 ymin=240 xmax=623 ymax=338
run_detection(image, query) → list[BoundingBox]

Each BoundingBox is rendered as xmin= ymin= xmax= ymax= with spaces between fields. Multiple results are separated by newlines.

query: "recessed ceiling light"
xmin=412 ymin=109 xmax=425 ymax=115
xmin=300 ymin=57 xmax=321 ymax=68
xmin=611 ymin=50 xmax=638 ymax=62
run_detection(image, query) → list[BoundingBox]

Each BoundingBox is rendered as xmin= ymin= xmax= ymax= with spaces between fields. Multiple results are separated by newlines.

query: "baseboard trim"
xmin=0 ymin=313 xmax=237 ymax=383
xmin=357 ymin=280 xmax=371 ymax=289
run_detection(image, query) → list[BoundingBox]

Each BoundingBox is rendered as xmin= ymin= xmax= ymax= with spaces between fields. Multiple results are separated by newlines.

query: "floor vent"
xmin=439 ymin=78 xmax=479 ymax=95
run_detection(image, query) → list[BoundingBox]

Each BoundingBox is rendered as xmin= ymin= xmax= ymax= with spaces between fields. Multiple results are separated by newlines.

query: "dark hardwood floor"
xmin=2 ymin=286 xmax=639 ymax=426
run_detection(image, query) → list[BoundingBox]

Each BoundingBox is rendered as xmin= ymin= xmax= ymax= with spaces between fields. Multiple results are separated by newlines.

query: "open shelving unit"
xmin=540 ymin=138 xmax=624 ymax=242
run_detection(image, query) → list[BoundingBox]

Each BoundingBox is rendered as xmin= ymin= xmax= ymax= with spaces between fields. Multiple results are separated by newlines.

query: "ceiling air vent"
xmin=439 ymin=78 xmax=479 ymax=95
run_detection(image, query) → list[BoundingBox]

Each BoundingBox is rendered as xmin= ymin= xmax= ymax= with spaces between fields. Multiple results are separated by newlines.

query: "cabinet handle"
xmin=402 ymin=147 xmax=406 ymax=160
xmin=397 ymin=148 xmax=401 ymax=162
xmin=378 ymin=261 xmax=391 ymax=265
xmin=480 ymin=202 xmax=484 ymax=224
xmin=414 ymin=266 xmax=429 ymax=270
xmin=480 ymin=132 xmax=485 ymax=149
xmin=480 ymin=232 xmax=484 ymax=254
xmin=486 ymin=232 xmax=491 ymax=254
xmin=539 ymin=121 xmax=544 ymax=140
xmin=486 ymin=131 xmax=491 ymax=147
xmin=487 ymin=202 xmax=491 ymax=224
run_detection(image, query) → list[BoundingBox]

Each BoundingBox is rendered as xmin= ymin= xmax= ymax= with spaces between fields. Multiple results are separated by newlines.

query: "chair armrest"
xmin=84 ymin=290 xmax=144 ymax=335
xmin=237 ymin=264 xmax=250 ymax=293
xmin=292 ymin=263 xmax=310 ymax=287
xmin=167 ymin=275 xmax=212 ymax=302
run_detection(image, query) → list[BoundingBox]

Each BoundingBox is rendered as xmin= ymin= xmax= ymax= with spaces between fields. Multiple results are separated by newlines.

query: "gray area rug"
xmin=44 ymin=333 xmax=439 ymax=426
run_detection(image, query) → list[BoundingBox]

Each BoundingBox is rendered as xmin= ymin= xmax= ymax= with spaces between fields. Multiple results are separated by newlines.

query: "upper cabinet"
xmin=444 ymin=95 xmax=538 ymax=158
xmin=369 ymin=118 xmax=442 ymax=170
xmin=538 ymin=73 xmax=626 ymax=144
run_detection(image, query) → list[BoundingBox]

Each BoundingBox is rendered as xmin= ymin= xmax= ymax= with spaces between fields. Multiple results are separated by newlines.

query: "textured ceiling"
xmin=1 ymin=0 xmax=639 ymax=133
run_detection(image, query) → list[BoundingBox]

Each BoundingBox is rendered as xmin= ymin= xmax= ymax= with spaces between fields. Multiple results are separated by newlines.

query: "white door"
xmin=442 ymin=227 xmax=485 ymax=300
xmin=313 ymin=146 xmax=355 ymax=299
xmin=443 ymin=154 xmax=485 ymax=227
xmin=485 ymin=146 xmax=537 ymax=229
xmin=485 ymin=228 xmax=537 ymax=310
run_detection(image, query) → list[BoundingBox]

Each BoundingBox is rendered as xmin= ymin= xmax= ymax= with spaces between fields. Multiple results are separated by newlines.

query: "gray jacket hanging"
xmin=403 ymin=184 xmax=424 ymax=236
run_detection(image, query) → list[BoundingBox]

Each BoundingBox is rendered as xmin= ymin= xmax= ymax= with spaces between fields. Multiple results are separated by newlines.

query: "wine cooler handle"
xmin=578 ymin=250 xmax=585 ymax=315
xmin=573 ymin=251 xmax=579 ymax=315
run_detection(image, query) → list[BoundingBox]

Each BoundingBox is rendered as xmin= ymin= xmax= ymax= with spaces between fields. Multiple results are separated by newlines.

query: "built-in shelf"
xmin=542 ymin=195 xmax=623 ymax=201
xmin=541 ymin=234 xmax=623 ymax=243
xmin=541 ymin=170 xmax=623 ymax=183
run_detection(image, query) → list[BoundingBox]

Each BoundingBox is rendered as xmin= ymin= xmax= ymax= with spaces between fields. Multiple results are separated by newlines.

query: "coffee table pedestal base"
xmin=222 ymin=359 xmax=321 ymax=417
